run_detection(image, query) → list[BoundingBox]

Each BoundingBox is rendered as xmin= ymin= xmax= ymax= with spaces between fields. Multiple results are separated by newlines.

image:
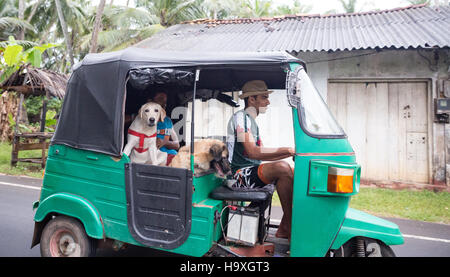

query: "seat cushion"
xmin=209 ymin=185 xmax=272 ymax=202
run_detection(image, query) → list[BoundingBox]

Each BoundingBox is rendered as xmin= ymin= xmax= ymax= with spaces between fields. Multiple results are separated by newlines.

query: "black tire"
xmin=40 ymin=215 xmax=97 ymax=257
xmin=333 ymin=237 xmax=396 ymax=257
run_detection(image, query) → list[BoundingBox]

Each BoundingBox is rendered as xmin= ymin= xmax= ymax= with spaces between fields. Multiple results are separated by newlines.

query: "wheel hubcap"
xmin=50 ymin=229 xmax=81 ymax=257
xmin=59 ymin=234 xmax=77 ymax=255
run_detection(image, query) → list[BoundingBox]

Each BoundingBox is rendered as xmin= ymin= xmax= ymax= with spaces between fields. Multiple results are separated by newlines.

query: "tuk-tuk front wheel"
xmin=40 ymin=215 xmax=97 ymax=257
xmin=333 ymin=237 xmax=396 ymax=257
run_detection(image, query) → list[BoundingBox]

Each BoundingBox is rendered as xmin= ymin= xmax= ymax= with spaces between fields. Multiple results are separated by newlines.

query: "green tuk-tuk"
xmin=31 ymin=49 xmax=403 ymax=257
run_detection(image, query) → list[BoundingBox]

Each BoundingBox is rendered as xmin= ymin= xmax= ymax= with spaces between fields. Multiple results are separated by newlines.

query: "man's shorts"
xmin=232 ymin=164 xmax=271 ymax=189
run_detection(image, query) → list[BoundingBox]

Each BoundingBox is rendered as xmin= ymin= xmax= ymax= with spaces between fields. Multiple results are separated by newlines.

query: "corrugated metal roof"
xmin=135 ymin=4 xmax=450 ymax=52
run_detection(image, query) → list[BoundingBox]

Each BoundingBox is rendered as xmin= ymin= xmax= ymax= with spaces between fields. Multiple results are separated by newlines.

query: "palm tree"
xmin=25 ymin=0 xmax=89 ymax=72
xmin=0 ymin=0 xmax=35 ymax=41
xmin=55 ymin=0 xmax=74 ymax=67
xmin=272 ymin=0 xmax=312 ymax=16
xmin=136 ymin=0 xmax=199 ymax=26
xmin=193 ymin=0 xmax=240 ymax=20
xmin=79 ymin=5 xmax=162 ymax=53
xmin=239 ymin=0 xmax=273 ymax=18
xmin=89 ymin=0 xmax=106 ymax=53
xmin=339 ymin=0 xmax=358 ymax=13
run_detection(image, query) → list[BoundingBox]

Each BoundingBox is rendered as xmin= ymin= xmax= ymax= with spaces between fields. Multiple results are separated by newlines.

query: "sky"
xmin=93 ymin=0 xmax=429 ymax=14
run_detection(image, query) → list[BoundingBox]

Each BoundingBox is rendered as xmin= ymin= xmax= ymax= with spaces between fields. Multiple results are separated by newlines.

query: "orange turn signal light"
xmin=327 ymin=167 xmax=354 ymax=193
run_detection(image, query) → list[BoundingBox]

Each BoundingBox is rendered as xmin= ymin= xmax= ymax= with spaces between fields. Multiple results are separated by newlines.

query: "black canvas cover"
xmin=52 ymin=48 xmax=302 ymax=156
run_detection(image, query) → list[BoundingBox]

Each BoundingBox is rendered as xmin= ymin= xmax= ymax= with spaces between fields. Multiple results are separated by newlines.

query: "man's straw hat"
xmin=239 ymin=80 xmax=273 ymax=99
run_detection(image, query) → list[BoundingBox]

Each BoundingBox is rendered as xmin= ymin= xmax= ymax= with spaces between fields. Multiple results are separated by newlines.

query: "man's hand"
xmin=156 ymin=137 xmax=167 ymax=149
xmin=288 ymin=147 xmax=296 ymax=156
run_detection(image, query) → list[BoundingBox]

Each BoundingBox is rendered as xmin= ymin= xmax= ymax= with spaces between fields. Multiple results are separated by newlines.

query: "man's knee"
xmin=273 ymin=161 xmax=293 ymax=179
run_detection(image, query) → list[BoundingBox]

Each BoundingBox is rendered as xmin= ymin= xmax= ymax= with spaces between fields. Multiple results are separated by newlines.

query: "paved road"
xmin=1 ymin=174 xmax=449 ymax=257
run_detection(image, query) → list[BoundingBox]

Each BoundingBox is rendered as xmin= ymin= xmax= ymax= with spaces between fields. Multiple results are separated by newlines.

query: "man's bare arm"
xmin=164 ymin=129 xmax=180 ymax=150
xmin=238 ymin=132 xmax=295 ymax=161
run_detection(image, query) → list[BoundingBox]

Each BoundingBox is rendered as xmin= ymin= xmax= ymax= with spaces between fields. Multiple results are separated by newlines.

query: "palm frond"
xmin=0 ymin=17 xmax=36 ymax=32
xmin=115 ymin=7 xmax=158 ymax=27
xmin=165 ymin=0 xmax=198 ymax=24
xmin=0 ymin=39 xmax=37 ymax=49
xmin=80 ymin=29 xmax=136 ymax=51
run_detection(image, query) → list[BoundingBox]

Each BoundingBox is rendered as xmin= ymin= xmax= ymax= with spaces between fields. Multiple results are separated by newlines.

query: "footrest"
xmin=209 ymin=186 xmax=271 ymax=202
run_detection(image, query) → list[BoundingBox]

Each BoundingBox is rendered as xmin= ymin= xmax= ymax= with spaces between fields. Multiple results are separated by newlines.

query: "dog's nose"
xmin=149 ymin=117 xmax=155 ymax=123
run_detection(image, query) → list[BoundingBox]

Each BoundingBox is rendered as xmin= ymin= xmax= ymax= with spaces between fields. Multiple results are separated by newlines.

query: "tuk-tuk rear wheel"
xmin=40 ymin=215 xmax=97 ymax=257
xmin=332 ymin=237 xmax=396 ymax=257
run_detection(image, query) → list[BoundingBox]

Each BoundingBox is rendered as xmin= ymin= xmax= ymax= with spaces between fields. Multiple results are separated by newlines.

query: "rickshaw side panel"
xmin=290 ymin=108 xmax=356 ymax=257
xmin=40 ymin=144 xmax=130 ymax=240
xmin=38 ymin=144 xmax=224 ymax=256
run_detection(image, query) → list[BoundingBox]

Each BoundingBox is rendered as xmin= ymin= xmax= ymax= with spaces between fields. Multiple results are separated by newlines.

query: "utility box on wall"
xmin=435 ymin=98 xmax=450 ymax=123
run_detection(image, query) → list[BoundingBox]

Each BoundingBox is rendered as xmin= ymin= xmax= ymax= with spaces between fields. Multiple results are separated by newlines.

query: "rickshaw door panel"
xmin=125 ymin=163 xmax=193 ymax=249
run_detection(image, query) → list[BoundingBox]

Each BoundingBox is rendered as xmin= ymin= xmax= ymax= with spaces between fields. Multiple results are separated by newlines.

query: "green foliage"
xmin=6 ymin=95 xmax=61 ymax=134
xmin=3 ymin=43 xmax=23 ymax=65
xmin=0 ymin=36 xmax=59 ymax=83
xmin=7 ymin=112 xmax=33 ymax=133
xmin=7 ymin=112 xmax=15 ymax=128
xmin=25 ymin=96 xmax=62 ymax=117
xmin=24 ymin=95 xmax=42 ymax=117
xmin=339 ymin=0 xmax=358 ymax=13
xmin=45 ymin=110 xmax=57 ymax=131
xmin=23 ymin=95 xmax=61 ymax=132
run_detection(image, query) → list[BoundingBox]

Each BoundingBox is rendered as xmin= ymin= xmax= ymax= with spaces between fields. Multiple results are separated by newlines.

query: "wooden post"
xmin=11 ymin=72 xmax=28 ymax=167
xmin=11 ymin=93 xmax=24 ymax=166
xmin=40 ymin=90 xmax=48 ymax=132
xmin=40 ymin=90 xmax=49 ymax=168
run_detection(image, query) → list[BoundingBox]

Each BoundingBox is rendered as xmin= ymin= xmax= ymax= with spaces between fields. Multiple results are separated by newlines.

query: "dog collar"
xmin=128 ymin=128 xmax=156 ymax=153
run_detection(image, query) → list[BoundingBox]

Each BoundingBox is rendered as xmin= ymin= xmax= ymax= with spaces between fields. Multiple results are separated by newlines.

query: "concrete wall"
xmin=296 ymin=49 xmax=450 ymax=187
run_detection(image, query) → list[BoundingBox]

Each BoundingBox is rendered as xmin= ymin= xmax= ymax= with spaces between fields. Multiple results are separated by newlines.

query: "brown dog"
xmin=169 ymin=139 xmax=231 ymax=177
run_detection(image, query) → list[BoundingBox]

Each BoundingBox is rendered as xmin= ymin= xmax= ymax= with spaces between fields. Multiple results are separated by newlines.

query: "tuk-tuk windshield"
xmin=295 ymin=68 xmax=345 ymax=137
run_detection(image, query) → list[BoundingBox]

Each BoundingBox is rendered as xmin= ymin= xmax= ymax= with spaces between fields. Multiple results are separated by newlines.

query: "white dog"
xmin=123 ymin=102 xmax=168 ymax=165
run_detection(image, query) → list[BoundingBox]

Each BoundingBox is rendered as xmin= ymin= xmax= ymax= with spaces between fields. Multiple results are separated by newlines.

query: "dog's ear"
xmin=159 ymin=107 xmax=166 ymax=122
xmin=209 ymin=144 xmax=222 ymax=159
xmin=222 ymin=145 xmax=228 ymax=157
xmin=138 ymin=104 xmax=146 ymax=120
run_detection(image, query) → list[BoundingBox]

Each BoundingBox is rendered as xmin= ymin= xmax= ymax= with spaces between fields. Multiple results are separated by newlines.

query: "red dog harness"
xmin=128 ymin=129 xmax=156 ymax=153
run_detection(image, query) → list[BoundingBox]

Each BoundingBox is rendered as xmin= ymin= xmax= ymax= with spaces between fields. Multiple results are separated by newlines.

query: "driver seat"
xmin=209 ymin=183 xmax=275 ymax=243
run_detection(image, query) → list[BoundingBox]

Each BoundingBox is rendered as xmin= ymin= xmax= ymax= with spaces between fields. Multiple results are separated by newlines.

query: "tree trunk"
xmin=38 ymin=22 xmax=54 ymax=44
xmin=27 ymin=0 xmax=44 ymax=22
xmin=18 ymin=0 xmax=25 ymax=40
xmin=0 ymin=92 xmax=19 ymax=142
xmin=55 ymin=0 xmax=75 ymax=68
xmin=89 ymin=0 xmax=106 ymax=53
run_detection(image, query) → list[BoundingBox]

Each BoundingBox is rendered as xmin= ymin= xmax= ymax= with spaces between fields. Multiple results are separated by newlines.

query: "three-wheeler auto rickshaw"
xmin=31 ymin=48 xmax=404 ymax=257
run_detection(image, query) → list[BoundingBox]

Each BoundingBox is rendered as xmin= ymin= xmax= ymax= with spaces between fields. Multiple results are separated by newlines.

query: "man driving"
xmin=227 ymin=80 xmax=295 ymax=240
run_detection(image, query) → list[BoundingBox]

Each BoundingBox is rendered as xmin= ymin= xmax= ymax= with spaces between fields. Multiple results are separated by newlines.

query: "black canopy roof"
xmin=52 ymin=48 xmax=303 ymax=157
